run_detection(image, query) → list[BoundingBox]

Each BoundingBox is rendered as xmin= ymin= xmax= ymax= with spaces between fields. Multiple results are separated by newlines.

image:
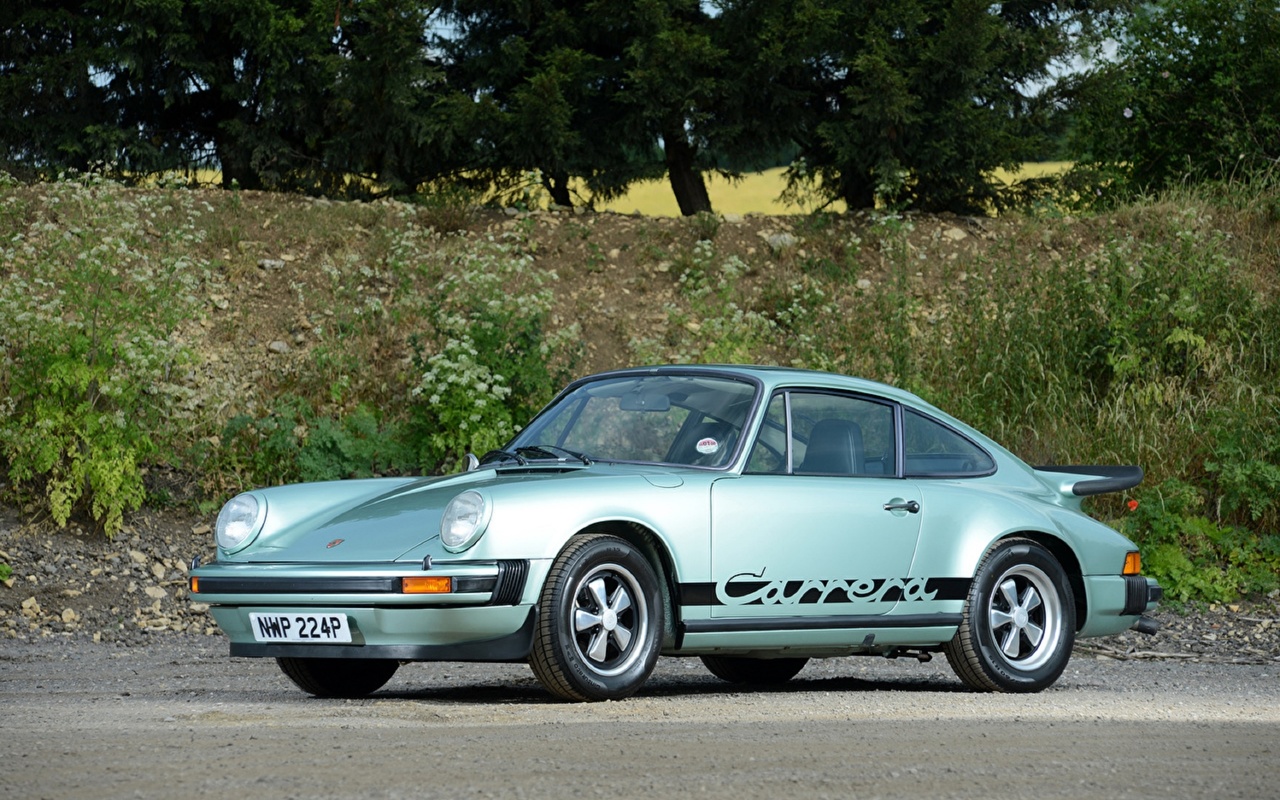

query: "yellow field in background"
xmin=596 ymin=162 xmax=1072 ymax=216
xmin=166 ymin=163 xmax=1072 ymax=216
xmin=595 ymin=167 xmax=819 ymax=216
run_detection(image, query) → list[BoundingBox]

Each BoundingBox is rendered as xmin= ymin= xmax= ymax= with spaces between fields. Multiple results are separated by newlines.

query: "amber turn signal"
xmin=1123 ymin=551 xmax=1142 ymax=575
xmin=189 ymin=577 xmax=200 ymax=593
xmin=401 ymin=576 xmax=452 ymax=594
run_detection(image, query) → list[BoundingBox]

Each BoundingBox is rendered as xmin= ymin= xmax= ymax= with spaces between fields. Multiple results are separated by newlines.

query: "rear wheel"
xmin=276 ymin=657 xmax=399 ymax=698
xmin=944 ymin=538 xmax=1075 ymax=692
xmin=701 ymin=655 xmax=809 ymax=685
xmin=530 ymin=535 xmax=663 ymax=701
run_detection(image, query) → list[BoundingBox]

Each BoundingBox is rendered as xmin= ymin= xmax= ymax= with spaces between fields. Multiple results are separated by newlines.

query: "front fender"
xmin=399 ymin=473 xmax=717 ymax=583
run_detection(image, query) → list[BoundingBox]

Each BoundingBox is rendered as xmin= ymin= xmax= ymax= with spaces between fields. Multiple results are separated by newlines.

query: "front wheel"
xmin=944 ymin=538 xmax=1076 ymax=693
xmin=530 ymin=535 xmax=664 ymax=701
xmin=276 ymin=657 xmax=399 ymax=698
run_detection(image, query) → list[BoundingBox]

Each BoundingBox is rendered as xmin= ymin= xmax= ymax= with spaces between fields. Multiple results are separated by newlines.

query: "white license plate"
xmin=250 ymin=613 xmax=352 ymax=643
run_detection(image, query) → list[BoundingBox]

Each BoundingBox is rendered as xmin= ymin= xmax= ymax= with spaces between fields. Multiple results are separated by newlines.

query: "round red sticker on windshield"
xmin=696 ymin=438 xmax=720 ymax=454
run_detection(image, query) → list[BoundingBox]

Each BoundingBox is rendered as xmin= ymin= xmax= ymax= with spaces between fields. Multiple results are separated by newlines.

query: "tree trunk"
xmin=215 ymin=128 xmax=263 ymax=191
xmin=662 ymin=128 xmax=712 ymax=216
xmin=542 ymin=170 xmax=573 ymax=208
xmin=838 ymin=173 xmax=876 ymax=210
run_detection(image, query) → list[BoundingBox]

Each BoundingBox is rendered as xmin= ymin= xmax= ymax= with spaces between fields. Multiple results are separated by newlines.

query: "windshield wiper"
xmin=517 ymin=444 xmax=593 ymax=466
xmin=478 ymin=448 xmax=528 ymax=466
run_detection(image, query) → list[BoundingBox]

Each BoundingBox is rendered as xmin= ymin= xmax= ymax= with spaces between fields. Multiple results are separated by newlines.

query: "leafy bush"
xmin=1206 ymin=399 xmax=1280 ymax=533
xmin=411 ymin=337 xmax=517 ymax=471
xmin=410 ymin=232 xmax=579 ymax=471
xmin=0 ymin=177 xmax=202 ymax=535
xmin=1067 ymin=0 xmax=1280 ymax=199
xmin=211 ymin=396 xmax=415 ymax=492
xmin=1119 ymin=479 xmax=1280 ymax=604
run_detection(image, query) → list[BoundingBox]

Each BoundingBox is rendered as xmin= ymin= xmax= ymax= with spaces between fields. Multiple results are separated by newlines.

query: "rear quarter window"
xmin=903 ymin=409 xmax=995 ymax=477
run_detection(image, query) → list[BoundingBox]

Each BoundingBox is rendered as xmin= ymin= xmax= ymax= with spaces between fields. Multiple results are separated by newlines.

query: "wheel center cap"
xmin=1013 ymin=608 xmax=1029 ymax=628
xmin=602 ymin=609 xmax=618 ymax=630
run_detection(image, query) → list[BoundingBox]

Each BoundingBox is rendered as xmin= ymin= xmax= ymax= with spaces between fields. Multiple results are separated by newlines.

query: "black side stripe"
xmin=678 ymin=577 xmax=971 ymax=607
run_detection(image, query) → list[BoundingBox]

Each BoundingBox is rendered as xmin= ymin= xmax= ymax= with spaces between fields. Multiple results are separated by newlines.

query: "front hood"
xmin=236 ymin=463 xmax=682 ymax=563
xmin=237 ymin=472 xmax=491 ymax=563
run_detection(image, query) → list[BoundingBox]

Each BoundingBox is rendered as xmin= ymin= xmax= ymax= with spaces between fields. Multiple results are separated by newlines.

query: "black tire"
xmin=276 ymin=657 xmax=399 ymax=698
xmin=944 ymin=538 xmax=1076 ymax=693
xmin=529 ymin=534 xmax=664 ymax=701
xmin=700 ymin=655 xmax=809 ymax=685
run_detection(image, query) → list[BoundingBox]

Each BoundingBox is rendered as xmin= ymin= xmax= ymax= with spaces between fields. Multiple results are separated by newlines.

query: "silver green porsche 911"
xmin=190 ymin=365 xmax=1161 ymax=701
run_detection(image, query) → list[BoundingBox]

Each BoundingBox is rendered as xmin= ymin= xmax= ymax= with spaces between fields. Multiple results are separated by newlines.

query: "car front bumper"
xmin=214 ymin=604 xmax=538 ymax=661
xmin=190 ymin=558 xmax=548 ymax=662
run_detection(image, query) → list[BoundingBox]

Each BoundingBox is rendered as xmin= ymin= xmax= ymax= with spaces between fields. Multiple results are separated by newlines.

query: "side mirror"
xmin=464 ymin=453 xmax=480 ymax=472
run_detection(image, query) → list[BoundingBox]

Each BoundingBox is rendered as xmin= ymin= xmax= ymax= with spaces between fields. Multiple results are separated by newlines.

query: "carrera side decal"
xmin=679 ymin=574 xmax=970 ymax=607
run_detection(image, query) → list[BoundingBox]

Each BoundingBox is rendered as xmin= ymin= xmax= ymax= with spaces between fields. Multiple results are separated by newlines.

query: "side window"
xmin=791 ymin=392 xmax=894 ymax=477
xmin=903 ymin=409 xmax=995 ymax=477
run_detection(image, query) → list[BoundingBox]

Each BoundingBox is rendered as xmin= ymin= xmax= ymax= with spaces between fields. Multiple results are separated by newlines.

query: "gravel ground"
xmin=3 ymin=633 xmax=1278 ymax=800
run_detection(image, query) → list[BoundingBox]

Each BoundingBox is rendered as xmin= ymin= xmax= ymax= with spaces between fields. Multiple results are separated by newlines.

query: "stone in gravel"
xmin=268 ymin=340 xmax=291 ymax=354
xmin=766 ymin=232 xmax=798 ymax=253
xmin=61 ymin=608 xmax=79 ymax=624
xmin=144 ymin=586 xmax=168 ymax=600
xmin=130 ymin=550 xmax=148 ymax=565
xmin=151 ymin=563 xmax=166 ymax=580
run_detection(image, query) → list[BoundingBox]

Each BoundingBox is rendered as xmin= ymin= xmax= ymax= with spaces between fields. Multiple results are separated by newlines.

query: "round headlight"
xmin=441 ymin=490 xmax=487 ymax=552
xmin=216 ymin=493 xmax=266 ymax=551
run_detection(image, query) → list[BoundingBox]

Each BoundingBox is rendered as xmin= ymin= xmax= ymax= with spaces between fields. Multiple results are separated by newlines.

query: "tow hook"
xmin=1130 ymin=615 xmax=1159 ymax=635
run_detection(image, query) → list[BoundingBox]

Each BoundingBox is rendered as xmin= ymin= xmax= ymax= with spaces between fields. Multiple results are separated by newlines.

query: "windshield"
xmin=508 ymin=373 xmax=759 ymax=468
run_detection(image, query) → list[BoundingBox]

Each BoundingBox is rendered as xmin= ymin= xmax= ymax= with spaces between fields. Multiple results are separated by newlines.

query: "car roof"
xmin=590 ymin=364 xmax=918 ymax=405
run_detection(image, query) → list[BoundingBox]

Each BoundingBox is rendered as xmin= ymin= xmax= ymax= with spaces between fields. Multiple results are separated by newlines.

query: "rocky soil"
xmin=2 ymin=504 xmax=1278 ymax=664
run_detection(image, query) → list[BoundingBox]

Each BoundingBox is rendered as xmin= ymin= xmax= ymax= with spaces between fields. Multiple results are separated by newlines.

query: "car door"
xmin=710 ymin=390 xmax=925 ymax=621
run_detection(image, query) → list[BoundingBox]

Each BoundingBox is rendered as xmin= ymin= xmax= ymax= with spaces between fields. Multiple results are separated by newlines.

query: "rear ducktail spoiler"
xmin=1033 ymin=465 xmax=1143 ymax=497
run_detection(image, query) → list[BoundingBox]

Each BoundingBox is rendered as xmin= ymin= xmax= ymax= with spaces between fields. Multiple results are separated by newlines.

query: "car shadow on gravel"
xmin=371 ymin=674 xmax=967 ymax=704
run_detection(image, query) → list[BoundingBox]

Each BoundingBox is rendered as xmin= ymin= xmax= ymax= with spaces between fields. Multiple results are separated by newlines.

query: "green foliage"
xmin=411 ymin=184 xmax=479 ymax=234
xmin=439 ymin=0 xmax=710 ymax=210
xmin=746 ymin=0 xmax=1106 ymax=213
xmin=410 ymin=233 xmax=580 ymax=471
xmin=632 ymin=240 xmax=782 ymax=365
xmin=1067 ymin=0 xmax=1280 ymax=200
xmin=212 ymin=397 xmax=415 ymax=490
xmin=411 ymin=338 xmax=518 ymax=473
xmin=0 ymin=562 xmax=11 ymax=582
xmin=320 ymin=0 xmax=462 ymax=195
xmin=1205 ymin=399 xmax=1280 ymax=533
xmin=1119 ymin=479 xmax=1280 ymax=604
xmin=0 ymin=0 xmax=466 ymax=195
xmin=0 ymin=177 xmax=202 ymax=535
xmin=634 ymin=183 xmax=1280 ymax=603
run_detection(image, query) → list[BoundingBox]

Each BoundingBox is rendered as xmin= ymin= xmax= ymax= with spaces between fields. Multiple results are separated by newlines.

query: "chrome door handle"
xmin=883 ymin=500 xmax=920 ymax=514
